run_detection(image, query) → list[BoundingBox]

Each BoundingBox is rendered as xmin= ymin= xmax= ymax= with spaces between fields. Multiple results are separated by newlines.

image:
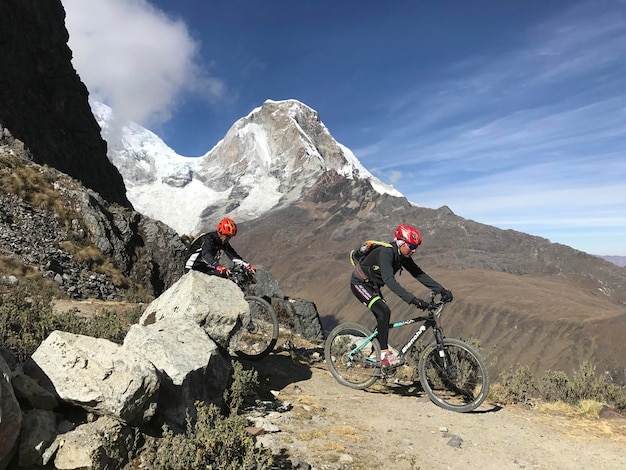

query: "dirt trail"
xmin=249 ymin=350 xmax=626 ymax=470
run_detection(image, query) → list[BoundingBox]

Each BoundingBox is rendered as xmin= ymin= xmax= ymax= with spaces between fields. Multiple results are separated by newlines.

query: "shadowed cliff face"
xmin=0 ymin=0 xmax=130 ymax=207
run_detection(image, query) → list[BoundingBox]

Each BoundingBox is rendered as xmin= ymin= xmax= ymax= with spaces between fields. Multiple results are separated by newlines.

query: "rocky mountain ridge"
xmin=0 ymin=134 xmax=186 ymax=301
xmin=95 ymin=98 xmax=401 ymax=236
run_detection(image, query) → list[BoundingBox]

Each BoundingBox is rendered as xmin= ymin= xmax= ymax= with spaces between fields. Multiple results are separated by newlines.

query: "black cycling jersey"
xmin=351 ymin=241 xmax=443 ymax=304
xmin=184 ymin=231 xmax=244 ymax=274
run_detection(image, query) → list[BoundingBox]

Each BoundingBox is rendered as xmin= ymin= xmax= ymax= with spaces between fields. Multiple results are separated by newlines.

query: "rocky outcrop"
xmin=0 ymin=272 xmax=242 ymax=468
xmin=0 ymin=149 xmax=185 ymax=299
xmin=124 ymin=317 xmax=231 ymax=430
xmin=0 ymin=0 xmax=130 ymax=207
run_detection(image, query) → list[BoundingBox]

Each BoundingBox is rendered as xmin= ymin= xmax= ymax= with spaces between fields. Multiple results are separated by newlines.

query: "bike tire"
xmin=234 ymin=295 xmax=279 ymax=361
xmin=417 ymin=338 xmax=490 ymax=412
xmin=324 ymin=322 xmax=381 ymax=390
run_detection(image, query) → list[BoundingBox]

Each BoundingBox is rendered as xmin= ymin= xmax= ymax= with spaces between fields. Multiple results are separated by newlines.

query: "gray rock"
xmin=25 ymin=331 xmax=160 ymax=425
xmin=140 ymin=270 xmax=249 ymax=351
xmin=18 ymin=409 xmax=57 ymax=467
xmin=53 ymin=416 xmax=135 ymax=470
xmin=124 ymin=318 xmax=231 ymax=428
xmin=11 ymin=371 xmax=59 ymax=410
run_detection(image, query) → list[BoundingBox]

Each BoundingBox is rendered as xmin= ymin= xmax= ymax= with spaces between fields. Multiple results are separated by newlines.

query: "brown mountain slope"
xmin=235 ymin=173 xmax=626 ymax=379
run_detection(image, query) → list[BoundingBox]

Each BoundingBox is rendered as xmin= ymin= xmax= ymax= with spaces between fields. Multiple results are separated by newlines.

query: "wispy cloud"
xmin=63 ymin=0 xmax=225 ymax=128
xmin=360 ymin=1 xmax=626 ymax=254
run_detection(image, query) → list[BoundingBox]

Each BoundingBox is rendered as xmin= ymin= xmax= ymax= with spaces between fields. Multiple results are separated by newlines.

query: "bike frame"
xmin=325 ymin=298 xmax=490 ymax=412
xmin=351 ymin=305 xmax=446 ymax=365
xmin=393 ymin=313 xmax=442 ymax=358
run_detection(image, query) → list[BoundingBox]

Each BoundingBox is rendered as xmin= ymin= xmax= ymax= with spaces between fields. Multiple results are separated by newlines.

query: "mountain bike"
xmin=229 ymin=262 xmax=279 ymax=361
xmin=324 ymin=292 xmax=490 ymax=412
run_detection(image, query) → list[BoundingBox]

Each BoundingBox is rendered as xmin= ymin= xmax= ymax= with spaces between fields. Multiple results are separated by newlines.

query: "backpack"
xmin=349 ymin=240 xmax=392 ymax=266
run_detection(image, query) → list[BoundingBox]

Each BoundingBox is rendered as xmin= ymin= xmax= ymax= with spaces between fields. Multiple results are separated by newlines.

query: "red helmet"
xmin=394 ymin=224 xmax=422 ymax=248
xmin=217 ymin=217 xmax=237 ymax=237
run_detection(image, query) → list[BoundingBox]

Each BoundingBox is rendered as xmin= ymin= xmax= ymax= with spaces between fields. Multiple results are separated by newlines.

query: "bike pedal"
xmin=380 ymin=365 xmax=397 ymax=378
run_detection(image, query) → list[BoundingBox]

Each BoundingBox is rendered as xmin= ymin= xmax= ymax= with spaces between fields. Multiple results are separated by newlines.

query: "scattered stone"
xmin=246 ymin=426 xmax=265 ymax=436
xmin=446 ymin=434 xmax=464 ymax=448
xmin=599 ymin=405 xmax=623 ymax=419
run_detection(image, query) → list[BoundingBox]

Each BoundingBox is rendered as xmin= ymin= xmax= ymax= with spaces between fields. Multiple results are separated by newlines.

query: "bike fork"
xmin=433 ymin=327 xmax=450 ymax=369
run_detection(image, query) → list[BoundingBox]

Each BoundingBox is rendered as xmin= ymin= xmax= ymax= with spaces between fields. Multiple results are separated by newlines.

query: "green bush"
xmin=537 ymin=362 xmax=626 ymax=411
xmin=498 ymin=365 xmax=535 ymax=404
xmin=224 ymin=361 xmax=260 ymax=412
xmin=138 ymin=362 xmax=272 ymax=470
xmin=496 ymin=361 xmax=626 ymax=412
xmin=537 ymin=369 xmax=570 ymax=402
xmin=0 ymin=283 xmax=135 ymax=361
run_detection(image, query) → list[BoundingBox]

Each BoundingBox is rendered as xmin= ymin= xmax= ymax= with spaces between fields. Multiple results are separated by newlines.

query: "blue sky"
xmin=62 ymin=0 xmax=626 ymax=256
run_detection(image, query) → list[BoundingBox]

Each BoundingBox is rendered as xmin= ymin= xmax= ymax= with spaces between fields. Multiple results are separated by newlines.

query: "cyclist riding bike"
xmin=184 ymin=217 xmax=256 ymax=278
xmin=350 ymin=224 xmax=453 ymax=367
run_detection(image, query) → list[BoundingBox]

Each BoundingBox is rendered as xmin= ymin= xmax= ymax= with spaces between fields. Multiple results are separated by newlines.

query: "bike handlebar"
xmin=229 ymin=263 xmax=256 ymax=290
xmin=420 ymin=291 xmax=448 ymax=318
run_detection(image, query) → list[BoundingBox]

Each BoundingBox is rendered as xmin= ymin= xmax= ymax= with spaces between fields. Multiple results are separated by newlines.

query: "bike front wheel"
xmin=418 ymin=338 xmax=490 ymax=412
xmin=234 ymin=296 xmax=279 ymax=361
xmin=324 ymin=322 xmax=381 ymax=390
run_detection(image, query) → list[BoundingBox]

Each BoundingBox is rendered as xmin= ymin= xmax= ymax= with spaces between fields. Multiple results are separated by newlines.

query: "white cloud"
xmin=62 ymin=0 xmax=225 ymax=128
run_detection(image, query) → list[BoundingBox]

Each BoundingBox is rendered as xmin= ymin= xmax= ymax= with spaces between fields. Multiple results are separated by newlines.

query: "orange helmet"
xmin=394 ymin=224 xmax=422 ymax=249
xmin=216 ymin=217 xmax=237 ymax=237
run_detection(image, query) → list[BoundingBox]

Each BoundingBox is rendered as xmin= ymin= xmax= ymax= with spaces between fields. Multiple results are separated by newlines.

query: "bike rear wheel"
xmin=418 ymin=338 xmax=490 ymax=412
xmin=234 ymin=296 xmax=279 ymax=361
xmin=324 ymin=322 xmax=381 ymax=390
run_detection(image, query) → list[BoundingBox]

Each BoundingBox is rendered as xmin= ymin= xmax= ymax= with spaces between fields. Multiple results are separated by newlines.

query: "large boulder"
xmin=24 ymin=331 xmax=160 ymax=426
xmin=124 ymin=318 xmax=232 ymax=429
xmin=272 ymin=297 xmax=325 ymax=341
xmin=140 ymin=270 xmax=249 ymax=351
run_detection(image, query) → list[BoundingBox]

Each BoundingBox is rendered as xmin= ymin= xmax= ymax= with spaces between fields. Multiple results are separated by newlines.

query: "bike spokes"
xmin=418 ymin=338 xmax=490 ymax=412
xmin=324 ymin=323 xmax=381 ymax=390
xmin=234 ymin=296 xmax=279 ymax=361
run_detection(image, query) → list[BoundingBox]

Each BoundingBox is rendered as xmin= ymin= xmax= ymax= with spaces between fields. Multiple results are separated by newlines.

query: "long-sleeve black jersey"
xmin=184 ymin=231 xmax=244 ymax=273
xmin=351 ymin=241 xmax=443 ymax=304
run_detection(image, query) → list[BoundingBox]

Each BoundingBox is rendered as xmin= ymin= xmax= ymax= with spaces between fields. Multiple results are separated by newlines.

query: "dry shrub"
xmin=537 ymin=399 xmax=605 ymax=419
xmin=297 ymin=429 xmax=327 ymax=441
xmin=137 ymin=363 xmax=272 ymax=470
xmin=59 ymin=240 xmax=129 ymax=288
xmin=496 ymin=365 xmax=535 ymax=405
xmin=494 ymin=361 xmax=626 ymax=413
xmin=0 ymin=283 xmax=133 ymax=361
xmin=0 ymin=160 xmax=78 ymax=229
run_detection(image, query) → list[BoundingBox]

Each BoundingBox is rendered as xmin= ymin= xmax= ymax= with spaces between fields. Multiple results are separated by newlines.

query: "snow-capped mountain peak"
xmin=92 ymin=99 xmax=402 ymax=235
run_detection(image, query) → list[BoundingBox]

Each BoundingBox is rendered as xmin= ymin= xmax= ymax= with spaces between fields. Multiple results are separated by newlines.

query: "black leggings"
xmin=351 ymin=282 xmax=392 ymax=350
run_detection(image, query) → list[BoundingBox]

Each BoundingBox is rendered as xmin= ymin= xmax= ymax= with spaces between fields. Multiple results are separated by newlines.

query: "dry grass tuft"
xmin=537 ymin=400 xmax=605 ymax=420
xmin=296 ymin=429 xmax=327 ymax=441
xmin=330 ymin=424 xmax=365 ymax=442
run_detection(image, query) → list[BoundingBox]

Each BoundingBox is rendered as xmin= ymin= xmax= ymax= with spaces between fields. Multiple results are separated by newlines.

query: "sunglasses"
xmin=406 ymin=243 xmax=419 ymax=250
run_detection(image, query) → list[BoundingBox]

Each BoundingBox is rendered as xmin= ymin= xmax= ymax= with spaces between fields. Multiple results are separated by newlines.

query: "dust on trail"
xmin=250 ymin=351 xmax=626 ymax=470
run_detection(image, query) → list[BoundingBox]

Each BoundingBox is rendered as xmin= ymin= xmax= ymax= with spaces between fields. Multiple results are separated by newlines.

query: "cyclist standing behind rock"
xmin=184 ymin=217 xmax=256 ymax=278
xmin=350 ymin=224 xmax=453 ymax=367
